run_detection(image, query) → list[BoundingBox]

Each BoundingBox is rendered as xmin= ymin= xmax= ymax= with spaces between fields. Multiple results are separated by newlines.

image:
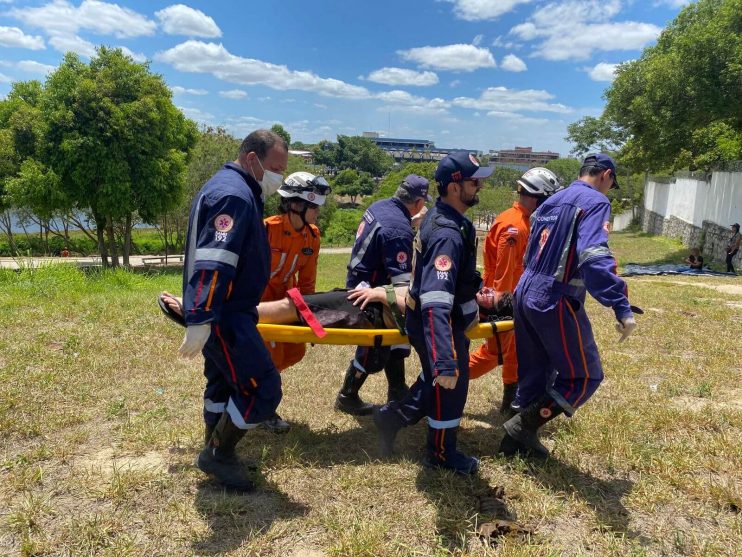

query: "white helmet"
xmin=278 ymin=171 xmax=331 ymax=206
xmin=517 ymin=167 xmax=561 ymax=198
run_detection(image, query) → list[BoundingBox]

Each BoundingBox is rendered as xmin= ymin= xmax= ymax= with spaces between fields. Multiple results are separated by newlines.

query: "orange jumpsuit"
xmin=469 ymin=202 xmax=530 ymax=384
xmin=263 ymin=214 xmax=320 ymax=371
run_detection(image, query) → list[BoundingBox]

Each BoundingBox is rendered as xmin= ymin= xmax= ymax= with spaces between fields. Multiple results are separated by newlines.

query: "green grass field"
xmin=1 ymin=232 xmax=740 ymax=556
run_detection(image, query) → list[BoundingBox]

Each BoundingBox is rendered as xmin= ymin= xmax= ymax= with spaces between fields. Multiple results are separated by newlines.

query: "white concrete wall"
xmin=644 ymin=170 xmax=742 ymax=227
xmin=612 ymin=209 xmax=634 ymax=231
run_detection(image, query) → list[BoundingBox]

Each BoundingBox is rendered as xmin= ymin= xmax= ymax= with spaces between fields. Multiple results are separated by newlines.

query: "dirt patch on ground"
xmin=75 ymin=447 xmax=167 ymax=477
xmin=666 ymin=281 xmax=742 ymax=296
xmin=670 ymin=390 xmax=742 ymax=412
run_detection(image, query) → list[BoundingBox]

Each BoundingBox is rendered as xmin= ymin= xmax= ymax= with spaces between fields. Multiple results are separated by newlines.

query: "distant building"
xmin=488 ymin=146 xmax=559 ymax=171
xmin=288 ymin=149 xmax=313 ymax=162
xmin=362 ymin=132 xmax=479 ymax=163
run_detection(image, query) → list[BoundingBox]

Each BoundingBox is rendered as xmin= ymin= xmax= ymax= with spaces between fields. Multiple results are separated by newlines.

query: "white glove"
xmin=179 ymin=323 xmax=212 ymax=358
xmin=615 ymin=316 xmax=636 ymax=343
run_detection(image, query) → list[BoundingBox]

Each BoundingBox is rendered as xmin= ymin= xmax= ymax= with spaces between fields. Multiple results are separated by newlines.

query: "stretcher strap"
xmin=286 ymin=288 xmax=328 ymax=338
xmin=493 ymin=330 xmax=503 ymax=366
xmin=385 ymin=285 xmax=406 ymax=334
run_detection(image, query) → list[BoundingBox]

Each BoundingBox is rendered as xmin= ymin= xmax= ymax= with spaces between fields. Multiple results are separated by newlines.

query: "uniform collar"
xmin=391 ymin=196 xmax=412 ymax=222
xmin=435 ymin=198 xmax=466 ymax=226
xmin=224 ymin=162 xmax=262 ymax=199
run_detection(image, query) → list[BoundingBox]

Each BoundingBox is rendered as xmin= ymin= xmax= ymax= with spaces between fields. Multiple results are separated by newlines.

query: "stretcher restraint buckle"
xmin=286 ymin=288 xmax=328 ymax=338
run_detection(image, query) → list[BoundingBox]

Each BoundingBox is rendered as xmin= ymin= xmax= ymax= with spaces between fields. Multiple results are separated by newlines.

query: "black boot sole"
xmin=335 ymin=396 xmax=374 ymax=416
xmin=196 ymin=453 xmax=257 ymax=492
xmin=497 ymin=433 xmax=549 ymax=460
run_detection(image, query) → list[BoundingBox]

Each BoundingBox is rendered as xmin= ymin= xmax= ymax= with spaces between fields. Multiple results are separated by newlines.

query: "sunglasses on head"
xmin=306 ymin=176 xmax=331 ymax=195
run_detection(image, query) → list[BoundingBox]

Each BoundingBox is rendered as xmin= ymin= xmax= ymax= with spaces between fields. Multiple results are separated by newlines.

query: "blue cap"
xmin=401 ymin=174 xmax=432 ymax=202
xmin=435 ymin=151 xmax=494 ymax=191
xmin=583 ymin=153 xmax=619 ymax=189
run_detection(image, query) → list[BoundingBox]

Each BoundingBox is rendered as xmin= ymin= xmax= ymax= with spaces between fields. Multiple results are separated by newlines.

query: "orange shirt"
xmin=262 ymin=214 xmax=320 ymax=302
xmin=482 ymin=202 xmax=530 ymax=293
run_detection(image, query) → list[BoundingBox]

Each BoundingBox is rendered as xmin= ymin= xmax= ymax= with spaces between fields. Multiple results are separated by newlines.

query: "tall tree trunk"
xmin=123 ymin=213 xmax=132 ymax=268
xmin=0 ymin=211 xmax=17 ymax=255
xmin=94 ymin=212 xmax=109 ymax=268
xmin=106 ymin=216 xmax=119 ymax=268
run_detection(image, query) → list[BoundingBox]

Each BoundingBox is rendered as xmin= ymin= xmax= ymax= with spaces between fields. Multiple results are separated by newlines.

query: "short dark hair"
xmin=733 ymin=223 xmax=740 ymax=232
xmin=579 ymin=165 xmax=607 ymax=179
xmin=394 ymin=186 xmax=418 ymax=204
xmin=239 ymin=129 xmax=288 ymax=158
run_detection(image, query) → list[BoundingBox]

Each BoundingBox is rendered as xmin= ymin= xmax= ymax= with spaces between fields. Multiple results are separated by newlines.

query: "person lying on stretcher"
xmin=159 ymin=284 xmax=513 ymax=331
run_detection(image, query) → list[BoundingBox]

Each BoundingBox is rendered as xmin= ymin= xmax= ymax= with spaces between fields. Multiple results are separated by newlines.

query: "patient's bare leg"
xmin=159 ymin=292 xmax=299 ymax=324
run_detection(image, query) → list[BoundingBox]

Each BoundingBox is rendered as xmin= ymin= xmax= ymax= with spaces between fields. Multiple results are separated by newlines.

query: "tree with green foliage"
xmin=489 ymin=166 xmax=522 ymax=188
xmin=271 ymin=123 xmax=291 ymax=146
xmin=312 ymin=140 xmax=339 ymax=169
xmin=332 ymin=168 xmax=375 ymax=205
xmin=372 ymin=162 xmax=437 ymax=202
xmin=545 ymin=158 xmax=583 ymax=187
xmin=573 ymin=0 xmax=742 ymax=171
xmin=335 ymin=135 xmax=394 ymax=176
xmin=565 ymin=116 xmax=628 ymax=157
xmin=42 ymin=47 xmax=198 ymax=267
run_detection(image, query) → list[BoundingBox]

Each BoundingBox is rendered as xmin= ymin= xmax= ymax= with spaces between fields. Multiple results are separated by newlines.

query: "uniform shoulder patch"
xmin=434 ymin=254 xmax=452 ymax=271
xmin=396 ymin=251 xmax=408 ymax=264
xmin=214 ymin=214 xmax=234 ymax=232
xmin=363 ymin=210 xmax=374 ymax=224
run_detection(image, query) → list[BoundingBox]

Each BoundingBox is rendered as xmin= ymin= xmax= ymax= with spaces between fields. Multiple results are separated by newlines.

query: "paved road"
xmin=0 ymin=247 xmax=354 ymax=270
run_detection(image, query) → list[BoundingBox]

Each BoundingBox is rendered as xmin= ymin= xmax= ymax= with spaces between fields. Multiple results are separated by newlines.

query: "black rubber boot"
xmin=384 ymin=357 xmax=409 ymax=403
xmin=425 ymin=426 xmax=479 ymax=475
xmin=197 ymin=412 xmax=255 ymax=492
xmin=498 ymin=396 xmax=564 ymax=459
xmin=204 ymin=422 xmax=216 ymax=446
xmin=373 ymin=405 xmax=405 ymax=458
xmin=499 ymin=383 xmax=518 ymax=418
xmin=335 ymin=362 xmax=374 ymax=415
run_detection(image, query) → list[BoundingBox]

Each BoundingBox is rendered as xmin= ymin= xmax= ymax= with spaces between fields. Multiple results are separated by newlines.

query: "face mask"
xmin=254 ymin=157 xmax=284 ymax=197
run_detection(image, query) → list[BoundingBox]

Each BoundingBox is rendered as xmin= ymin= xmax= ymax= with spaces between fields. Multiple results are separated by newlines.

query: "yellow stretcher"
xmin=256 ymin=320 xmax=513 ymax=346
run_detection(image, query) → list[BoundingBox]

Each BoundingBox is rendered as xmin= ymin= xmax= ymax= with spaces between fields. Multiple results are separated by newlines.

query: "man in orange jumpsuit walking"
xmin=468 ymin=168 xmax=561 ymax=416
xmin=261 ymin=171 xmax=331 ymax=431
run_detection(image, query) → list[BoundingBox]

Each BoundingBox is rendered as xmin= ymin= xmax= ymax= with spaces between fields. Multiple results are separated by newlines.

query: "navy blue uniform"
xmin=514 ymin=180 xmax=631 ymax=415
xmin=384 ymin=201 xmax=481 ymax=462
xmin=183 ymin=162 xmax=281 ymax=430
xmin=346 ymin=198 xmax=414 ymax=373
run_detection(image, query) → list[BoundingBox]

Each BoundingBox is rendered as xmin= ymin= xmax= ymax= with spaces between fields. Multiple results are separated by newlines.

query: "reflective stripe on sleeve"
xmin=195 ymin=247 xmax=239 ymax=268
xmin=420 ymin=290 xmax=454 ymax=306
xmin=391 ymin=272 xmax=411 ymax=284
xmin=204 ymin=398 xmax=226 ymax=413
xmin=348 ymin=221 xmax=380 ymax=270
xmin=459 ymin=299 xmax=478 ymax=315
xmin=428 ymin=417 xmax=461 ymax=429
xmin=578 ymin=245 xmax=612 ymax=267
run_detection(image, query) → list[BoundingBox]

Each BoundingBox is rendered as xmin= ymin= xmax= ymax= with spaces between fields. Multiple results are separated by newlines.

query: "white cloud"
xmin=314 ymin=103 xmax=327 ymax=109
xmin=177 ymin=105 xmax=213 ymax=123
xmin=155 ymin=4 xmax=221 ymax=38
xmin=453 ymin=86 xmax=571 ymax=113
xmin=16 ymin=60 xmax=56 ymax=74
xmin=492 ymin=35 xmax=520 ymax=49
xmin=9 ymin=0 xmax=157 ymax=39
xmin=510 ymin=1 xmax=661 ymax=61
xmin=501 ymin=54 xmax=527 ymax=72
xmin=654 ymin=0 xmax=691 ymax=7
xmin=0 ymin=73 xmax=12 ymax=83
xmin=156 ymin=40 xmax=370 ymax=99
xmin=587 ymin=62 xmax=620 ymax=81
xmin=472 ymin=34 xmax=483 ymax=46
xmin=0 ymin=26 xmax=45 ymax=50
xmin=450 ymin=79 xmax=461 ymax=87
xmin=49 ymin=34 xmax=95 ymax=57
xmin=486 ymin=111 xmax=549 ymax=126
xmin=398 ymin=44 xmax=496 ymax=72
xmin=445 ymin=0 xmax=534 ymax=21
xmin=117 ymin=46 xmax=146 ymax=62
xmin=366 ymin=67 xmax=439 ymax=86
xmin=172 ymin=85 xmax=208 ymax=95
xmin=219 ymin=89 xmax=247 ymax=99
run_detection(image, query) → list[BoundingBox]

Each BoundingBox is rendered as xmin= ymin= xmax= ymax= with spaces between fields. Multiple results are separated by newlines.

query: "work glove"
xmin=615 ymin=316 xmax=636 ymax=343
xmin=179 ymin=323 xmax=212 ymax=358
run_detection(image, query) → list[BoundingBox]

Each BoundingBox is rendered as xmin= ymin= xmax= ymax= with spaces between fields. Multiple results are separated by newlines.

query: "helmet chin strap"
xmin=289 ymin=201 xmax=316 ymax=237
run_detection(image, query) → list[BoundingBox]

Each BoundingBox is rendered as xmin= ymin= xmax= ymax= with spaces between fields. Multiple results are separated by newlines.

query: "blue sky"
xmin=0 ymin=0 xmax=692 ymax=155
